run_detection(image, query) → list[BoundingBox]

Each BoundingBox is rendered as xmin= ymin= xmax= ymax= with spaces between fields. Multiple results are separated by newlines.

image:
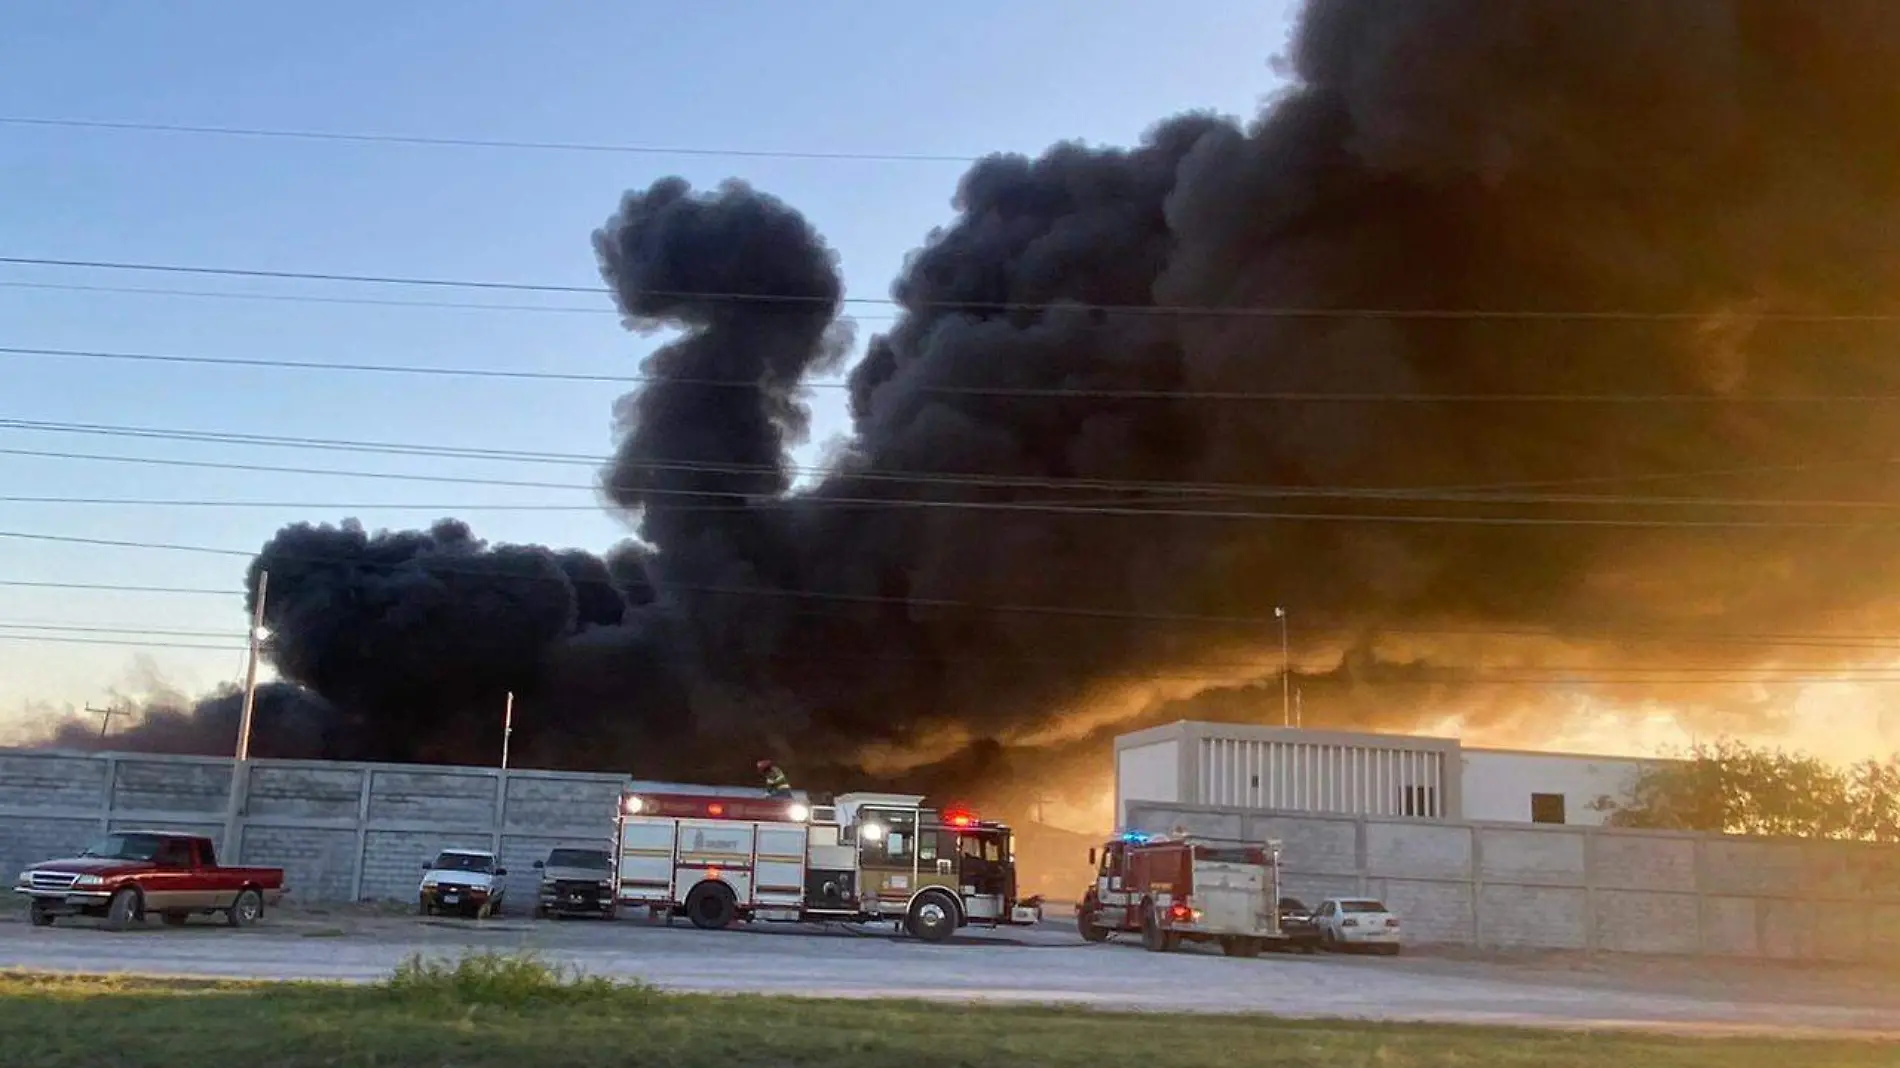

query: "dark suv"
xmin=1275 ymin=896 xmax=1321 ymax=953
xmin=532 ymin=848 xmax=618 ymax=920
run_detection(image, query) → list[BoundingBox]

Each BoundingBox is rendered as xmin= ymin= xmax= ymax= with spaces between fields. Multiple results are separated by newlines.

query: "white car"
xmin=1313 ymin=897 xmax=1402 ymax=955
xmin=418 ymin=849 xmax=508 ymax=919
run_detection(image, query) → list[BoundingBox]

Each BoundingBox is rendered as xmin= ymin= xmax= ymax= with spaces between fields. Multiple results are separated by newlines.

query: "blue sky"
xmin=0 ymin=1 xmax=1300 ymax=722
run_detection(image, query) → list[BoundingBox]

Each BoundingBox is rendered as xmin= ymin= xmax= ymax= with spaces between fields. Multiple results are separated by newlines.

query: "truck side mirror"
xmin=495 ymin=868 xmax=509 ymax=877
xmin=1088 ymin=848 xmax=1097 ymax=867
xmin=532 ymin=860 xmax=545 ymax=870
xmin=421 ymin=861 xmax=430 ymax=871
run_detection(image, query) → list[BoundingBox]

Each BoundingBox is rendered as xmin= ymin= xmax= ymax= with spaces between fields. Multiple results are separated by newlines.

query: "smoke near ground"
xmin=50 ymin=2 xmax=1900 ymax=807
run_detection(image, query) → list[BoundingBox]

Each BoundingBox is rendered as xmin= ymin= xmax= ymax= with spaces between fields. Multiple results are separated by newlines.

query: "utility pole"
xmin=233 ymin=570 xmax=269 ymax=763
xmin=221 ymin=570 xmax=269 ymax=861
xmin=85 ymin=703 xmax=129 ymax=742
xmin=1295 ymin=687 xmax=1303 ymax=729
xmin=501 ymin=692 xmax=515 ymax=771
xmin=1274 ymin=606 xmax=1290 ymax=727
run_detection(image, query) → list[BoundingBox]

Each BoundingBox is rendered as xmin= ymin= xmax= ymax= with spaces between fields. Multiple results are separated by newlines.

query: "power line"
xmin=0 ymin=115 xmax=981 ymax=165
xmin=0 ymin=623 xmax=1894 ymax=685
xmin=13 ymin=487 xmax=1900 ymax=515
xmin=4 ymin=570 xmax=1899 ymax=653
xmin=2 ymin=609 xmax=1899 ymax=681
xmin=9 ymin=255 xmax=1900 ymax=322
xmin=18 ymin=341 xmax=1900 ymax=403
xmin=0 ymin=579 xmax=239 ymax=596
xmin=0 ymin=621 xmax=244 ymax=639
xmin=0 ymin=277 xmax=912 ymax=323
xmin=0 ymin=278 xmax=718 ymax=319
xmin=7 ymin=417 xmax=1900 ymax=510
xmin=5 ymin=454 xmax=1898 ymax=527
xmin=7 ymin=527 xmax=1900 ymax=654
xmin=0 ymin=633 xmax=244 ymax=652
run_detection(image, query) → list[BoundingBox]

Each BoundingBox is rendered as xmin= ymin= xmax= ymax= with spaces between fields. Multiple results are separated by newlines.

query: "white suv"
xmin=419 ymin=849 xmax=508 ymax=919
xmin=1313 ymin=897 xmax=1402 ymax=955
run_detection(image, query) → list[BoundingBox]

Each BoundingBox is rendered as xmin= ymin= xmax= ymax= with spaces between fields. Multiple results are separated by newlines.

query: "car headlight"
xmin=421 ymin=878 xmax=438 ymax=889
xmin=13 ymin=873 xmax=27 ymax=887
xmin=73 ymin=875 xmax=103 ymax=887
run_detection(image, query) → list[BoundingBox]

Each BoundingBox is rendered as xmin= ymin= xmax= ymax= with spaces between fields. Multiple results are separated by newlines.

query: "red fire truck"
xmin=612 ymin=781 xmax=1040 ymax=942
xmin=1076 ymin=830 xmax=1284 ymax=957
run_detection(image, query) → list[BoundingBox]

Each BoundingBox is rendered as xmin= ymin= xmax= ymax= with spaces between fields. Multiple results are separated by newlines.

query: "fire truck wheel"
xmin=684 ymin=881 xmax=738 ymax=930
xmin=1139 ymin=903 xmax=1177 ymax=953
xmin=906 ymin=891 xmax=959 ymax=943
xmin=1221 ymin=937 xmax=1263 ymax=959
xmin=1076 ymin=906 xmax=1109 ymax=943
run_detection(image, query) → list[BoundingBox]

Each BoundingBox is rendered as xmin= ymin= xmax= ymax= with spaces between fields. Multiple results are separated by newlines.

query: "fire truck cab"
xmin=1077 ymin=830 xmax=1284 ymax=957
xmin=614 ymin=781 xmax=1038 ymax=942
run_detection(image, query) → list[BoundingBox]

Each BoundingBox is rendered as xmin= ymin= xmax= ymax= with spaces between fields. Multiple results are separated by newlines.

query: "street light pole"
xmin=222 ymin=570 xmax=269 ymax=860
xmin=501 ymin=691 xmax=515 ymax=771
xmin=1274 ymin=606 xmax=1289 ymax=727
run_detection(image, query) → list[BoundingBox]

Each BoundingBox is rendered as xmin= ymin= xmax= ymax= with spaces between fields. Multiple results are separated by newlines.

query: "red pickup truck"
xmin=13 ymin=830 xmax=288 ymax=930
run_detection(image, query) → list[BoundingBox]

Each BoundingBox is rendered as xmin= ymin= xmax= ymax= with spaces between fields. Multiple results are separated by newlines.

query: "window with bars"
xmin=1531 ymin=793 xmax=1567 ymax=824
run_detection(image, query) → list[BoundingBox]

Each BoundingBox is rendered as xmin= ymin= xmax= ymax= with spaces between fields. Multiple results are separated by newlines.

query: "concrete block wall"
xmin=1126 ymin=799 xmax=1900 ymax=963
xmin=0 ymin=749 xmax=627 ymax=915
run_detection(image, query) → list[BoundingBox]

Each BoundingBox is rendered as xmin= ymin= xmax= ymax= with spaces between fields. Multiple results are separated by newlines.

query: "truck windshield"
xmin=545 ymin=849 xmax=611 ymax=870
xmin=78 ymin=833 xmax=166 ymax=861
xmin=431 ymin=852 xmax=495 ymax=873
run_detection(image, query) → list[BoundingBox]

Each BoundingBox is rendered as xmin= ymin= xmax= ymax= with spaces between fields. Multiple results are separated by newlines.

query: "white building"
xmin=1114 ymin=721 xmax=1668 ymax=828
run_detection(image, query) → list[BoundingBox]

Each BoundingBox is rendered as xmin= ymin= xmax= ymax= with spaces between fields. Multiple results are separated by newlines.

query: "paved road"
xmin=0 ymin=914 xmax=1895 ymax=1039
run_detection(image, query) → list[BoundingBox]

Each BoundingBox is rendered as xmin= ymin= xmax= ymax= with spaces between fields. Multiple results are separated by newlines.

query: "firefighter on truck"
xmin=757 ymin=759 xmax=792 ymax=797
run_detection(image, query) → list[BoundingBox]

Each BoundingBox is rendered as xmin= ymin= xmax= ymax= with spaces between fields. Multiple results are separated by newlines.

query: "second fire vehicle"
xmin=1077 ymin=830 xmax=1284 ymax=957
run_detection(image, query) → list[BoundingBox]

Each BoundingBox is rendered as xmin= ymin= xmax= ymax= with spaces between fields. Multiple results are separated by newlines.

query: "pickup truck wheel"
xmin=28 ymin=901 xmax=55 ymax=927
xmin=226 ymin=888 xmax=263 ymax=928
xmin=160 ymin=911 xmax=190 ymax=927
xmin=105 ymin=887 xmax=141 ymax=932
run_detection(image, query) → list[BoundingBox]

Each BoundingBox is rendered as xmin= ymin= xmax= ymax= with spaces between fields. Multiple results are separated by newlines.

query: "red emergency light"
xmin=707 ymin=802 xmax=725 ymax=817
xmin=944 ymin=809 xmax=977 ymax=828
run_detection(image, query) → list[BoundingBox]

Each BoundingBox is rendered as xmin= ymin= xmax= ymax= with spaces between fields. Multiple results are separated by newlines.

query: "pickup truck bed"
xmin=14 ymin=830 xmax=287 ymax=930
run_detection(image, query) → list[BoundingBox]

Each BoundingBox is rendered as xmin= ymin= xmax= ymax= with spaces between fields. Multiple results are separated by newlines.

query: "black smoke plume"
xmin=55 ymin=2 xmax=1900 ymax=806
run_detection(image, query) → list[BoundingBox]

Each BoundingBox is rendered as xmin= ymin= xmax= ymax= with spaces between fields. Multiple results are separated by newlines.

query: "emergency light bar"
xmin=619 ymin=790 xmax=814 ymax=824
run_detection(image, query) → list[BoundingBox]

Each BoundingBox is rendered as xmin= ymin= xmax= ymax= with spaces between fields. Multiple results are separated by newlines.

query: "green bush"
xmin=382 ymin=951 xmax=641 ymax=1007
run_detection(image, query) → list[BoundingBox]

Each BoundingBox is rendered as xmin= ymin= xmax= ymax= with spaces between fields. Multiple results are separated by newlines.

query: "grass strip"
xmin=0 ymin=952 xmax=1889 ymax=1068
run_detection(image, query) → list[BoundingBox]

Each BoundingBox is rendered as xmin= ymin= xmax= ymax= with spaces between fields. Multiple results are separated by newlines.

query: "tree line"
xmin=1595 ymin=740 xmax=1900 ymax=842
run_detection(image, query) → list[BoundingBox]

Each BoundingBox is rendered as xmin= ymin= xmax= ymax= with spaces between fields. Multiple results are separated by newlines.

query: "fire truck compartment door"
xmin=619 ymin=819 xmax=677 ymax=902
xmin=1191 ymin=861 xmax=1272 ymax=935
xmin=675 ymin=820 xmax=756 ymax=904
xmin=754 ymin=825 xmax=807 ymax=906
